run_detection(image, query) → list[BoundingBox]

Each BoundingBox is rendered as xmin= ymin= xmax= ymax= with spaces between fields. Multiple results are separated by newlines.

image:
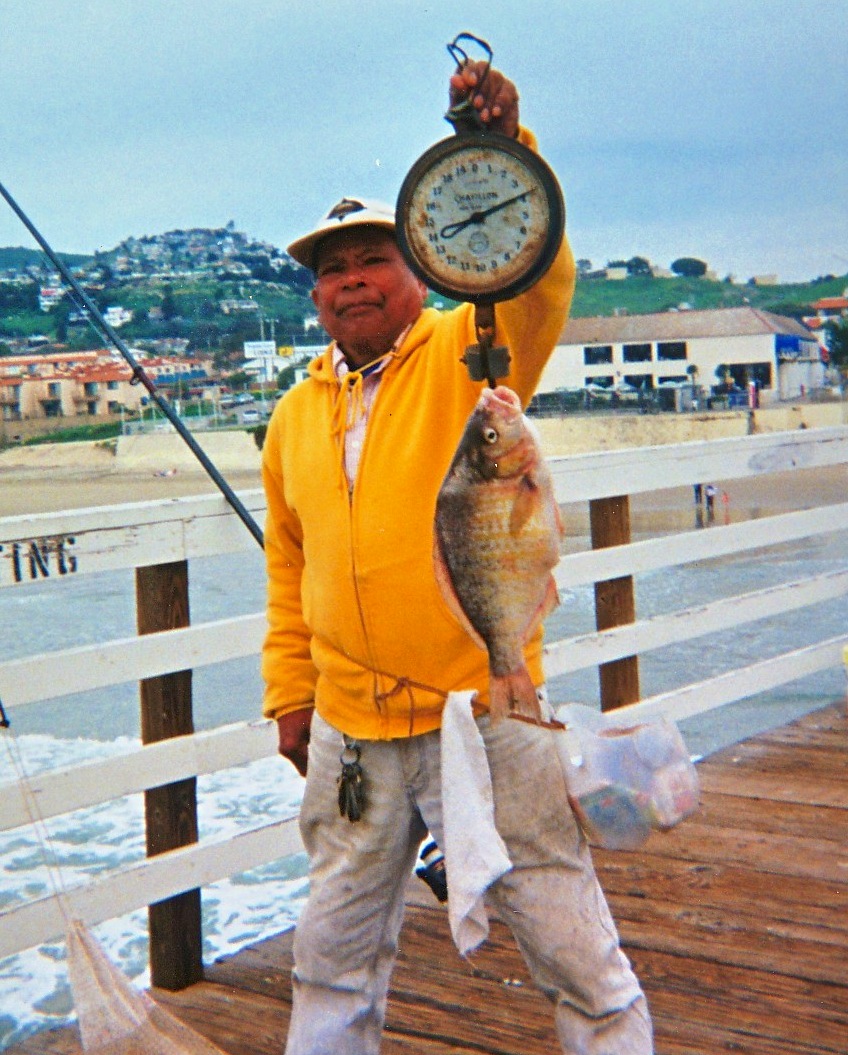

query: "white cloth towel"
xmin=440 ymin=691 xmax=512 ymax=956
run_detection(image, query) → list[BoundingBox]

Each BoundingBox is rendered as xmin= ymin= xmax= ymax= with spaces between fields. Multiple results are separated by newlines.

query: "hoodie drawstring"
xmin=330 ymin=348 xmax=398 ymax=489
xmin=373 ymin=671 xmax=449 ymax=737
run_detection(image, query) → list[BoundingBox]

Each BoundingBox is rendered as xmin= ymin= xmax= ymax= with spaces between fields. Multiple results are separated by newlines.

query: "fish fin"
xmin=433 ymin=531 xmax=487 ymax=651
xmin=522 ymin=574 xmax=561 ymax=646
xmin=508 ymin=476 xmax=542 ymax=536
xmin=489 ymin=666 xmax=544 ymax=724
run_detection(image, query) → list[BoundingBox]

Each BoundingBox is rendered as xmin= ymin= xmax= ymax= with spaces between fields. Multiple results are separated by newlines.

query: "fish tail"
xmin=489 ymin=667 xmax=544 ymax=724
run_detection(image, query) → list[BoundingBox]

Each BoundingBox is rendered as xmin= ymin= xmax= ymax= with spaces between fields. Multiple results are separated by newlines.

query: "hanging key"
xmin=338 ymin=738 xmax=367 ymax=822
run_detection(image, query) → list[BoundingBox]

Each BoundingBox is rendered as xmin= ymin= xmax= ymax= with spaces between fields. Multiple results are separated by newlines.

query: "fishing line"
xmin=0 ymin=704 xmax=73 ymax=927
xmin=0 ymin=180 xmax=265 ymax=549
xmin=1 ymin=702 xmax=232 ymax=1055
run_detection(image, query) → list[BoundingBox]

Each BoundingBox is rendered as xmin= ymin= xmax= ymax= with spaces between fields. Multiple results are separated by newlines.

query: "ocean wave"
xmin=0 ymin=733 xmax=306 ymax=1051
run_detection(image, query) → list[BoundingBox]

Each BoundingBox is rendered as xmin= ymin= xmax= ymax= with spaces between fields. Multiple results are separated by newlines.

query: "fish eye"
xmin=483 ymin=427 xmax=499 ymax=444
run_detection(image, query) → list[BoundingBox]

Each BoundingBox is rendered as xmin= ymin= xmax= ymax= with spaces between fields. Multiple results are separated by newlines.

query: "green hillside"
xmin=569 ymin=273 xmax=847 ymax=320
xmin=0 ymin=246 xmax=92 ymax=271
xmin=2 ymin=228 xmax=845 ymax=356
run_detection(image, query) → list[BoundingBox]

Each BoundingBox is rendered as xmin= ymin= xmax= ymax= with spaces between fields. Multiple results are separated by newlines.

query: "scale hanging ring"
xmin=445 ymin=32 xmax=493 ymax=132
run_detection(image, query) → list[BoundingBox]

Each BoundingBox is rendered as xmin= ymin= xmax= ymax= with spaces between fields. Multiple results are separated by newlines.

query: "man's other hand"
xmin=277 ymin=707 xmax=314 ymax=776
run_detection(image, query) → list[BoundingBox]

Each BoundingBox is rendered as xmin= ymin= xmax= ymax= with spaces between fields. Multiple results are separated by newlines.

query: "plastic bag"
xmin=552 ymin=704 xmax=700 ymax=851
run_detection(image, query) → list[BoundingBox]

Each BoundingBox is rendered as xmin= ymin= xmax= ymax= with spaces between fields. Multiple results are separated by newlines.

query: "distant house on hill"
xmin=802 ymin=295 xmax=848 ymax=349
xmin=809 ymin=295 xmax=848 ymax=322
xmin=219 ymin=298 xmax=260 ymax=315
xmin=103 ymin=305 xmax=133 ymax=329
xmin=38 ymin=284 xmax=65 ymax=312
xmin=538 ymin=306 xmax=823 ymax=404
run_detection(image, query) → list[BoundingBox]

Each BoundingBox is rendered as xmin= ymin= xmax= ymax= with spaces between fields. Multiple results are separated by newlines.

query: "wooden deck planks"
xmin=8 ymin=701 xmax=846 ymax=1055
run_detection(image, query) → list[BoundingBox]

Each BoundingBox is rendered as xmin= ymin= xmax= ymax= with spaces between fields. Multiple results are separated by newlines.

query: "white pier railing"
xmin=1 ymin=424 xmax=847 ymax=983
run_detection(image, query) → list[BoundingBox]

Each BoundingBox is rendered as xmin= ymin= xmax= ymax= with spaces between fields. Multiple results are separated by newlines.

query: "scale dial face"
xmin=397 ymin=133 xmax=564 ymax=303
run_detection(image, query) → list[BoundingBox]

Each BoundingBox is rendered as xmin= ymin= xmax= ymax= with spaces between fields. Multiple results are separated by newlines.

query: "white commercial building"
xmin=538 ymin=306 xmax=823 ymax=405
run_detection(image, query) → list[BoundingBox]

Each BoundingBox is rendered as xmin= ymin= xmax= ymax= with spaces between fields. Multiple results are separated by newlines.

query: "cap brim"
xmin=287 ymin=214 xmax=396 ymax=270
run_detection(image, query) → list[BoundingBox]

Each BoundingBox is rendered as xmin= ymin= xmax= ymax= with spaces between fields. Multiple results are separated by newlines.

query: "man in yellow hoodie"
xmin=262 ymin=60 xmax=653 ymax=1055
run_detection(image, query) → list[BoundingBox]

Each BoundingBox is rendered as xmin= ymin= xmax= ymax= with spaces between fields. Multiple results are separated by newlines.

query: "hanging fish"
xmin=434 ymin=386 xmax=563 ymax=721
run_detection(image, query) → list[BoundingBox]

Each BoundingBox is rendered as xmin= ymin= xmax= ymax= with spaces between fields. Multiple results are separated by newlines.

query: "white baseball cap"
xmin=286 ymin=197 xmax=396 ymax=270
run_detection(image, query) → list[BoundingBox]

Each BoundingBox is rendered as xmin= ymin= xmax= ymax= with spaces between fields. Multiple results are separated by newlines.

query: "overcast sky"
xmin=1 ymin=0 xmax=846 ymax=283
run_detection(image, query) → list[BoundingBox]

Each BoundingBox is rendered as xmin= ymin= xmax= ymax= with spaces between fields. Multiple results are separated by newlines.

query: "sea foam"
xmin=0 ymin=733 xmax=306 ymax=1050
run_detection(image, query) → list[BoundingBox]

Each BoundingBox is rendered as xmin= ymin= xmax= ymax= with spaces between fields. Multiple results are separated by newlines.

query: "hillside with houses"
xmin=1 ymin=225 xmax=846 ymax=442
xmin=0 ymin=224 xmax=319 ymax=369
xmin=2 ymin=226 xmax=847 ymax=356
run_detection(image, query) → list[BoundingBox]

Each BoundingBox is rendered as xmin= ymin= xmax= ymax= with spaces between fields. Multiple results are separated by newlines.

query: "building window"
xmin=658 ymin=375 xmax=688 ymax=385
xmin=624 ymin=374 xmax=652 ymax=390
xmin=583 ymin=345 xmax=613 ymax=365
xmin=107 ymin=380 xmax=119 ymax=391
xmin=744 ymin=363 xmax=773 ymax=388
xmin=657 ymin=341 xmax=687 ymax=360
xmin=48 ymin=382 xmax=60 ymax=397
xmin=622 ymin=343 xmax=651 ymax=363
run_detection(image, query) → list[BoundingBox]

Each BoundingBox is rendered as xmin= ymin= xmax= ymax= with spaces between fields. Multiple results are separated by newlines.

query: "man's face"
xmin=310 ymin=227 xmax=427 ymax=365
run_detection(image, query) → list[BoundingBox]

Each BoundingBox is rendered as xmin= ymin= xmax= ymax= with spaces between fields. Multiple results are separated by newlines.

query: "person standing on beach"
xmin=260 ymin=58 xmax=653 ymax=1055
xmin=705 ymin=483 xmax=717 ymax=517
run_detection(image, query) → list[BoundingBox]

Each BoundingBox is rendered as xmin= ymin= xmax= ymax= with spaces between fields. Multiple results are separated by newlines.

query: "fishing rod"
xmin=0 ymin=180 xmax=264 ymax=548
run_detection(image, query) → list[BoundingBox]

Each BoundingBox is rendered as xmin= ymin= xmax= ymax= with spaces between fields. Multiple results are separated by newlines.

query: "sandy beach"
xmin=0 ymin=433 xmax=845 ymax=529
xmin=2 ymin=402 xmax=847 ymax=523
xmin=0 ymin=464 xmax=264 ymax=519
xmin=0 ymin=430 xmax=264 ymax=519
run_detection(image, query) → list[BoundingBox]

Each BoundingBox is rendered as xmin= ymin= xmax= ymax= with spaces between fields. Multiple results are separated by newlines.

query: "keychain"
xmin=338 ymin=736 xmax=367 ymax=822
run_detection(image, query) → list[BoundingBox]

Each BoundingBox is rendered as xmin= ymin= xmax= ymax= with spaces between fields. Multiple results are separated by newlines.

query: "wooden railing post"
xmin=589 ymin=495 xmax=640 ymax=712
xmin=136 ymin=559 xmax=203 ymax=990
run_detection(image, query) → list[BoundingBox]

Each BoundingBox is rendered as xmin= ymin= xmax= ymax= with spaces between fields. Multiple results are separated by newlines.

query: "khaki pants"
xmin=285 ymin=710 xmax=653 ymax=1055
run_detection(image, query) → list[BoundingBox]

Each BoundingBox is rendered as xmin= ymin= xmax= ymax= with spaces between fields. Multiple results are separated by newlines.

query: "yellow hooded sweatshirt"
xmin=262 ymin=174 xmax=575 ymax=740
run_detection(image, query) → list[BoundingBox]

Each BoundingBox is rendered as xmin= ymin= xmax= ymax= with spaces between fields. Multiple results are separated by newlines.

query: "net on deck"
xmin=66 ymin=918 xmax=231 ymax=1055
xmin=3 ymin=714 xmax=233 ymax=1054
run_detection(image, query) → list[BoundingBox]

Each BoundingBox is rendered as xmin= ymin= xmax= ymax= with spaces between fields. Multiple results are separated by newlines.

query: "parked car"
xmin=241 ymin=409 xmax=261 ymax=424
